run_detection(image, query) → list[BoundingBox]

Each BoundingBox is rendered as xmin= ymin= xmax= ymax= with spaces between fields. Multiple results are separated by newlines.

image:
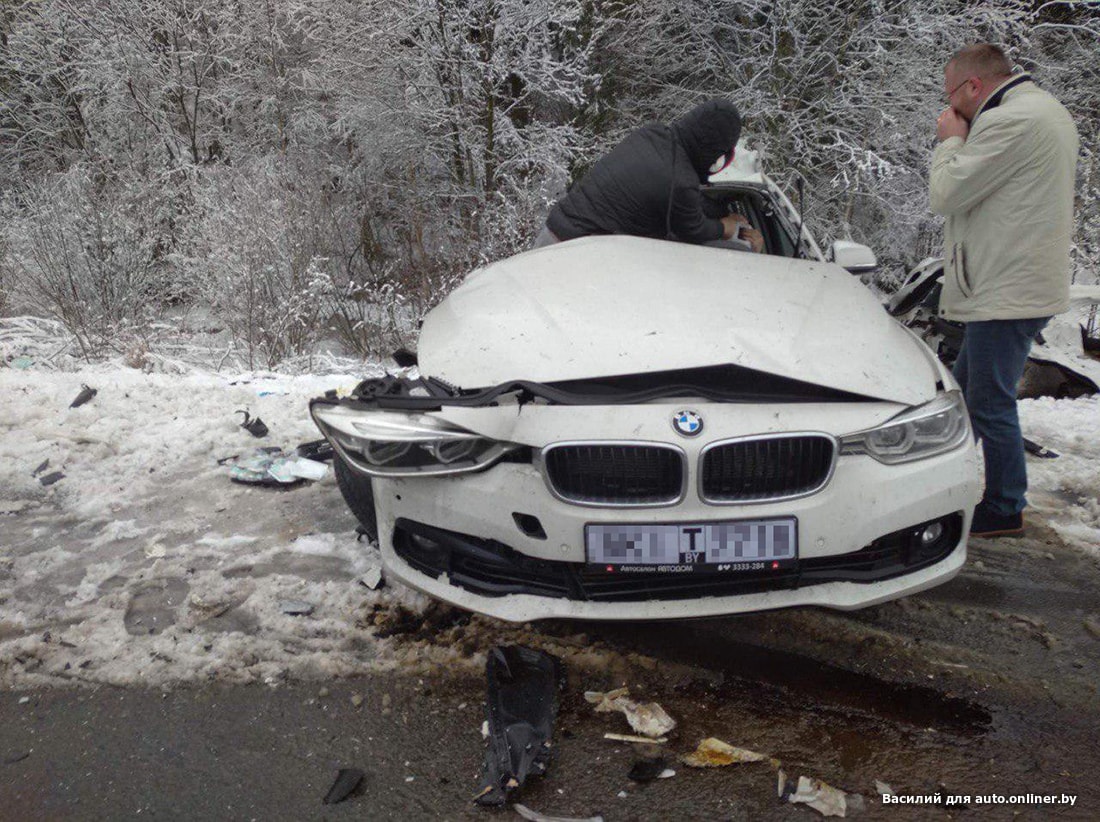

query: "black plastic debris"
xmin=628 ymin=757 xmax=671 ymax=782
xmin=474 ymin=645 xmax=563 ymax=807
xmin=392 ymin=347 xmax=418 ymax=368
xmin=1023 ymin=437 xmax=1059 ymax=459
xmin=3 ymin=751 xmax=30 ymax=765
xmin=38 ymin=471 xmax=65 ymax=487
xmin=237 ymin=410 xmax=269 ymax=438
xmin=32 ymin=459 xmax=49 ymax=477
xmin=296 ymin=438 xmax=334 ymax=462
xmin=280 ymin=600 xmax=315 ymax=616
xmin=322 ymin=768 xmax=364 ymax=804
xmin=69 ymin=384 xmax=97 ymax=408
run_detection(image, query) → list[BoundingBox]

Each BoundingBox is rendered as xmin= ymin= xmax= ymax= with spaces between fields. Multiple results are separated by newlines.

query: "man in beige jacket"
xmin=931 ymin=43 xmax=1078 ymax=538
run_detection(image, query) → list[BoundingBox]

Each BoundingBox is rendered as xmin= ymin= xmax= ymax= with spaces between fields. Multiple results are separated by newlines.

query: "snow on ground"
xmin=1 ymin=353 xmax=1098 ymax=690
xmin=1019 ymin=395 xmax=1100 ymax=554
xmin=0 ymin=360 xmax=458 ymax=690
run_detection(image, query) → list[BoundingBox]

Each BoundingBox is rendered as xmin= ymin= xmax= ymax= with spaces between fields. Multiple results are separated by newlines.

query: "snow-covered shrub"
xmin=2 ymin=165 xmax=186 ymax=357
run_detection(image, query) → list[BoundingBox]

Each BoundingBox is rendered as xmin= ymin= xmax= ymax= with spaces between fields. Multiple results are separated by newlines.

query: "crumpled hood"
xmin=418 ymin=236 xmax=939 ymax=407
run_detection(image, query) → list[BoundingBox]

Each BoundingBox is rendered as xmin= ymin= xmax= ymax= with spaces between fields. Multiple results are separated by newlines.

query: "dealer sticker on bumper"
xmin=585 ymin=518 xmax=797 ymax=573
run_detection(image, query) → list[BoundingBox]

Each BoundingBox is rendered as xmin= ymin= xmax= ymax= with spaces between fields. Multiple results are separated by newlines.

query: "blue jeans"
xmin=953 ymin=317 xmax=1050 ymax=516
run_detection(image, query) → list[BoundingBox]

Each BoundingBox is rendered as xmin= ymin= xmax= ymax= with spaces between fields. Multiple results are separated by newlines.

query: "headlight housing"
xmin=311 ymin=403 xmax=520 ymax=477
xmin=838 ymin=391 xmax=970 ymax=464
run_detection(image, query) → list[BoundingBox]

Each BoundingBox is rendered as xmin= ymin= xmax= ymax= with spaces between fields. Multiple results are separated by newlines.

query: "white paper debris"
xmin=584 ymin=687 xmax=676 ymax=738
xmin=513 ymin=804 xmax=605 ymax=822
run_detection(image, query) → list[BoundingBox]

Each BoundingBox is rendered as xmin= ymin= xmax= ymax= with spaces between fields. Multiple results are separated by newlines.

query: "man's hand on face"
xmin=936 ymin=107 xmax=970 ymax=143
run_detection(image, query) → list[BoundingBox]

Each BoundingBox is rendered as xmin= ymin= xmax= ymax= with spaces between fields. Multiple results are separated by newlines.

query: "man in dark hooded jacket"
xmin=536 ymin=98 xmax=759 ymax=249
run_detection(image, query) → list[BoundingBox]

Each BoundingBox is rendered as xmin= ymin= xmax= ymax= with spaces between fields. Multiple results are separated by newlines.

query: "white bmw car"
xmin=310 ymin=153 xmax=981 ymax=622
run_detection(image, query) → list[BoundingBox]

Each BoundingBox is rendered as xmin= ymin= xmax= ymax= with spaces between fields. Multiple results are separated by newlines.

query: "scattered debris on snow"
xmin=584 ymin=687 xmax=676 ymax=738
xmin=237 ymin=409 xmax=269 ymax=438
xmin=227 ymin=448 xmax=328 ymax=486
xmin=279 ymin=601 xmax=315 ymax=616
xmin=359 ymin=567 xmax=384 ymax=590
xmin=69 ymin=384 xmax=97 ymax=408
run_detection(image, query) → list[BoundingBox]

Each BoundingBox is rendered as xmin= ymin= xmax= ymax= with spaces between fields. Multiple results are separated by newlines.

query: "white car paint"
xmin=419 ymin=236 xmax=938 ymax=407
xmin=315 ymin=186 xmax=984 ymax=622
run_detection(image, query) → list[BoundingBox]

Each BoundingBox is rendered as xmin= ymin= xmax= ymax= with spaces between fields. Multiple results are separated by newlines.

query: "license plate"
xmin=585 ymin=518 xmax=797 ymax=573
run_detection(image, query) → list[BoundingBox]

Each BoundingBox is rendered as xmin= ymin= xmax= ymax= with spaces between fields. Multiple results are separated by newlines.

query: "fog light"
xmin=920 ymin=522 xmax=945 ymax=546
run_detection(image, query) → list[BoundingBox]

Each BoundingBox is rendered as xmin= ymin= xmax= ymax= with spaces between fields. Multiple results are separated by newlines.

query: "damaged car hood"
xmin=419 ymin=236 xmax=938 ymax=406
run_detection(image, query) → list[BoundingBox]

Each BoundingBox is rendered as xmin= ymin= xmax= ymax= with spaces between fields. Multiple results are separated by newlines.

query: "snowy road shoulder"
xmin=1018 ymin=396 xmax=1100 ymax=554
xmin=0 ymin=363 xmax=441 ymax=688
xmin=2 ymin=364 xmax=1099 ymax=690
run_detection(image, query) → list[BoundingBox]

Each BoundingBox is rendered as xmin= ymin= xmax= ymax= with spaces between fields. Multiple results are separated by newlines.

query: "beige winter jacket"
xmin=931 ymin=76 xmax=1078 ymax=322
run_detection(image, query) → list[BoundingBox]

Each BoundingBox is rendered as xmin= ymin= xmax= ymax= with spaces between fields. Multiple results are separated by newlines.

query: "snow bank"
xmin=0 ymin=361 xmax=451 ymax=689
xmin=1019 ymin=396 xmax=1100 ymax=554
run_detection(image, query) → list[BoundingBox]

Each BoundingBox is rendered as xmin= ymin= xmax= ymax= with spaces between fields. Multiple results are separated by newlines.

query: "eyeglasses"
xmin=945 ymin=76 xmax=976 ymax=102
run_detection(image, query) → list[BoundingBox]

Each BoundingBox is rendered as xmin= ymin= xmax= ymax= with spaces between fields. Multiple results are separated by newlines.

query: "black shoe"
xmin=970 ymin=503 xmax=1025 ymax=538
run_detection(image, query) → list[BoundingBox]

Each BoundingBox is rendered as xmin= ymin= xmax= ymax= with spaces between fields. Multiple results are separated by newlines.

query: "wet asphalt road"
xmin=3 ymin=515 xmax=1099 ymax=820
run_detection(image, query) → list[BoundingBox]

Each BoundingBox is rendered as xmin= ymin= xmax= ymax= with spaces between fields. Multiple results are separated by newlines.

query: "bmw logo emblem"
xmin=672 ymin=410 xmax=703 ymax=437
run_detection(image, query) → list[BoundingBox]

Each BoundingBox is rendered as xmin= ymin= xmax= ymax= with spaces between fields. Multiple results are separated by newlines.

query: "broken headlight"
xmin=311 ymin=403 xmax=519 ymax=477
xmin=838 ymin=391 xmax=970 ymax=464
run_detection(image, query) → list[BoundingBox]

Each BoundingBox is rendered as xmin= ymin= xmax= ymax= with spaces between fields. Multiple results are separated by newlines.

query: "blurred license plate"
xmin=585 ymin=518 xmax=797 ymax=573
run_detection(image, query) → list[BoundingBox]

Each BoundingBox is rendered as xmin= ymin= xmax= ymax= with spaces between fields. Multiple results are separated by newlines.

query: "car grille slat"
xmin=702 ymin=435 xmax=834 ymax=502
xmin=544 ymin=444 xmax=683 ymax=505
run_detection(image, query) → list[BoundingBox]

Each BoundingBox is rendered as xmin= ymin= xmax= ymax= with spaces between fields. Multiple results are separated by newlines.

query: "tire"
xmin=333 ymin=452 xmax=378 ymax=541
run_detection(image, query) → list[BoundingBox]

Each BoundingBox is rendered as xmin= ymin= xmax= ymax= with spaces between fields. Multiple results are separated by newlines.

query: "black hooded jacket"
xmin=546 ymin=99 xmax=742 ymax=243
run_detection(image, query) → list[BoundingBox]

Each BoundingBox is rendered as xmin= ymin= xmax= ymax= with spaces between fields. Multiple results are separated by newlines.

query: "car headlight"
xmin=838 ymin=391 xmax=970 ymax=464
xmin=311 ymin=403 xmax=520 ymax=476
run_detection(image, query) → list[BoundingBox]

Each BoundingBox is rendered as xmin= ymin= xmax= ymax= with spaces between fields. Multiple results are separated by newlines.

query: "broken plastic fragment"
xmin=228 ymin=449 xmax=324 ymax=487
xmin=69 ymin=384 xmax=97 ymax=408
xmin=628 ymin=757 xmax=675 ymax=782
xmin=322 ymin=768 xmax=364 ymax=804
xmin=11 ymin=356 xmax=33 ymax=370
xmin=603 ymin=732 xmax=667 ymax=744
xmin=680 ymin=737 xmax=767 ymax=768
xmin=237 ymin=410 xmax=269 ymax=438
xmin=268 ymin=456 xmax=328 ymax=483
xmin=280 ymin=600 xmax=314 ymax=616
xmin=1023 ymin=437 xmax=1059 ymax=459
xmin=297 ymin=439 xmax=334 ymax=462
xmin=359 ymin=567 xmax=384 ymax=590
xmin=475 ymin=646 xmax=563 ymax=806
xmin=513 ymin=804 xmax=604 ymax=822
xmin=38 ymin=471 xmax=65 ymax=487
xmin=875 ymin=780 xmax=894 ymax=797
xmin=778 ymin=772 xmax=849 ymax=817
xmin=32 ymin=459 xmax=49 ymax=477
xmin=584 ymin=687 xmax=676 ymax=738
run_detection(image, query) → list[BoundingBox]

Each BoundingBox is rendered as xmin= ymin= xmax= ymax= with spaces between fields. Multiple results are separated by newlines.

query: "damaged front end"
xmin=310 ymin=364 xmax=873 ymax=480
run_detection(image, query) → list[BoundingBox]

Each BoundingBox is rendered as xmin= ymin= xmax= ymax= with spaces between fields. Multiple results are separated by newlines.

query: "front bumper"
xmin=370 ymin=437 xmax=980 ymax=621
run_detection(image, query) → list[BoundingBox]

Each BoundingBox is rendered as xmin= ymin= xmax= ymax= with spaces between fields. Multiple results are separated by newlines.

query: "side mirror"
xmin=831 ymin=240 xmax=878 ymax=274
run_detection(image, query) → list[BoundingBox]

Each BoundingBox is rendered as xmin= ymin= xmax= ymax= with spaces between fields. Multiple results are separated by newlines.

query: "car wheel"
xmin=333 ymin=452 xmax=378 ymax=542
